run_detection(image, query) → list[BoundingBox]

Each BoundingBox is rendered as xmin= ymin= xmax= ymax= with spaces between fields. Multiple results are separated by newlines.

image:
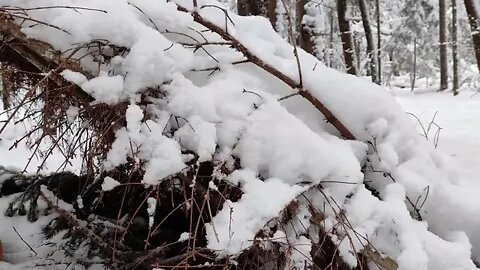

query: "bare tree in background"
xmin=375 ymin=0 xmax=382 ymax=83
xmin=439 ymin=0 xmax=448 ymax=91
xmin=452 ymin=0 xmax=459 ymax=95
xmin=464 ymin=0 xmax=480 ymax=73
xmin=337 ymin=0 xmax=357 ymax=75
xmin=296 ymin=0 xmax=315 ymax=54
xmin=358 ymin=0 xmax=379 ymax=84
xmin=266 ymin=0 xmax=277 ymax=30
xmin=237 ymin=0 xmax=265 ymax=16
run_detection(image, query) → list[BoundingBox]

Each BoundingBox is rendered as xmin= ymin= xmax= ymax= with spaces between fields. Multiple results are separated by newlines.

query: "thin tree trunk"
xmin=439 ymin=0 xmax=448 ymax=91
xmin=411 ymin=38 xmax=417 ymax=91
xmin=328 ymin=9 xmax=335 ymax=67
xmin=452 ymin=0 xmax=459 ymax=95
xmin=464 ymin=0 xmax=480 ymax=73
xmin=376 ymin=0 xmax=382 ymax=83
xmin=354 ymin=35 xmax=361 ymax=72
xmin=358 ymin=0 xmax=378 ymax=84
xmin=337 ymin=0 xmax=357 ymax=75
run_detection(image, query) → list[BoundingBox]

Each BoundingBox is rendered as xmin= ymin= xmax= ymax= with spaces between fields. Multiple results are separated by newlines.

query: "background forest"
xmin=224 ymin=0 xmax=480 ymax=93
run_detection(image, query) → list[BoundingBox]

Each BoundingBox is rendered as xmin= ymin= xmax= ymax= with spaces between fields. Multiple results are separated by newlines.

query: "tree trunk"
xmin=452 ymin=0 xmax=459 ymax=95
xmin=439 ymin=0 xmax=448 ymax=91
xmin=358 ymin=0 xmax=379 ymax=84
xmin=237 ymin=0 xmax=248 ymax=16
xmin=337 ymin=0 xmax=357 ymax=75
xmin=296 ymin=0 xmax=315 ymax=54
xmin=464 ymin=0 xmax=480 ymax=73
xmin=411 ymin=38 xmax=417 ymax=91
xmin=266 ymin=0 xmax=277 ymax=30
xmin=376 ymin=0 xmax=382 ymax=83
xmin=328 ymin=9 xmax=335 ymax=67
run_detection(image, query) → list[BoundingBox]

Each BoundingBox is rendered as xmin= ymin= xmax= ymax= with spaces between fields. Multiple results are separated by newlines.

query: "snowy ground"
xmin=393 ymin=88 xmax=480 ymax=187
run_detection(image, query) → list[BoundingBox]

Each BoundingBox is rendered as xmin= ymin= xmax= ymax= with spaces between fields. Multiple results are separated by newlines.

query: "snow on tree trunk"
xmin=337 ymin=0 xmax=358 ymax=75
xmin=358 ymin=0 xmax=379 ymax=84
xmin=296 ymin=0 xmax=314 ymax=54
xmin=464 ymin=0 xmax=480 ymax=73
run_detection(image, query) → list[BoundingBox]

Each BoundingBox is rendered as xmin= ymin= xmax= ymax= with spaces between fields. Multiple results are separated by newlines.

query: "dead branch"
xmin=175 ymin=4 xmax=356 ymax=140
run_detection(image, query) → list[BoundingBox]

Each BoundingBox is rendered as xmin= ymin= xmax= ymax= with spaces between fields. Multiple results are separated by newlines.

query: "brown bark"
xmin=337 ymin=0 xmax=358 ymax=75
xmin=358 ymin=0 xmax=378 ymax=84
xmin=464 ymin=0 xmax=480 ymax=73
xmin=439 ymin=0 xmax=448 ymax=90
xmin=296 ymin=0 xmax=315 ymax=54
xmin=266 ymin=0 xmax=277 ymax=30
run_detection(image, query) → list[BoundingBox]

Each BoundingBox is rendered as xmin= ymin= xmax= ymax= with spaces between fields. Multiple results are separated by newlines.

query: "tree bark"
xmin=266 ymin=0 xmax=277 ymax=30
xmin=237 ymin=0 xmax=248 ymax=16
xmin=337 ymin=0 xmax=358 ymax=75
xmin=439 ymin=0 xmax=448 ymax=91
xmin=237 ymin=0 xmax=265 ymax=16
xmin=411 ymin=38 xmax=417 ymax=91
xmin=376 ymin=0 xmax=382 ymax=83
xmin=464 ymin=0 xmax=480 ymax=73
xmin=358 ymin=0 xmax=379 ymax=84
xmin=296 ymin=0 xmax=315 ymax=54
xmin=452 ymin=0 xmax=459 ymax=95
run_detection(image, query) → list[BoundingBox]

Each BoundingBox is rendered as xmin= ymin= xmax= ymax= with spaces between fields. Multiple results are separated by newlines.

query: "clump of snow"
xmin=205 ymin=169 xmax=307 ymax=255
xmin=178 ymin=232 xmax=190 ymax=242
xmin=61 ymin=70 xmax=87 ymax=85
xmin=147 ymin=197 xmax=157 ymax=228
xmin=101 ymin=176 xmax=120 ymax=191
xmin=65 ymin=106 xmax=79 ymax=124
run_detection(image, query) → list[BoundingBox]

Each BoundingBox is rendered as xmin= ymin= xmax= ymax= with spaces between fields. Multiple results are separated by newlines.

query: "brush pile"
xmin=0 ymin=1 xmax=479 ymax=270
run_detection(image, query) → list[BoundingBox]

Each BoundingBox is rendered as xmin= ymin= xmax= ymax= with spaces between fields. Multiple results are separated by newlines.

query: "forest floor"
xmin=393 ymin=87 xmax=480 ymax=187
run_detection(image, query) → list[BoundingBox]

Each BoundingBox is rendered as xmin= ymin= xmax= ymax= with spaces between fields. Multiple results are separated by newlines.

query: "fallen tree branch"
xmin=175 ymin=4 xmax=356 ymax=140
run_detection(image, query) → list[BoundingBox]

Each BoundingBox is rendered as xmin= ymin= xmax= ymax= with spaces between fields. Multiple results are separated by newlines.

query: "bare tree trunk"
xmin=237 ymin=0 xmax=265 ymax=16
xmin=237 ymin=0 xmax=248 ymax=16
xmin=266 ymin=0 xmax=277 ymax=30
xmin=296 ymin=0 xmax=315 ymax=54
xmin=439 ymin=0 xmax=448 ymax=91
xmin=464 ymin=0 xmax=480 ymax=73
xmin=358 ymin=0 xmax=378 ymax=84
xmin=411 ymin=38 xmax=417 ymax=91
xmin=337 ymin=0 xmax=357 ymax=75
xmin=328 ymin=9 xmax=335 ymax=67
xmin=452 ymin=0 xmax=459 ymax=95
xmin=376 ymin=0 xmax=382 ymax=83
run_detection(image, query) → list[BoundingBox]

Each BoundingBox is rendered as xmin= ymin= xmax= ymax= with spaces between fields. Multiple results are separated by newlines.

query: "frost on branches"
xmin=0 ymin=0 xmax=479 ymax=270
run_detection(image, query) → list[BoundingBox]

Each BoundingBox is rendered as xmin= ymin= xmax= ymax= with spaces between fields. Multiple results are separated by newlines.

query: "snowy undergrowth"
xmin=0 ymin=0 xmax=479 ymax=269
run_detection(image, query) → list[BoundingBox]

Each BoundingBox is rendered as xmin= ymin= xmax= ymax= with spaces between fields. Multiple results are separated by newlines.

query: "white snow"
xmin=0 ymin=0 xmax=480 ymax=269
xmin=101 ymin=176 xmax=120 ymax=191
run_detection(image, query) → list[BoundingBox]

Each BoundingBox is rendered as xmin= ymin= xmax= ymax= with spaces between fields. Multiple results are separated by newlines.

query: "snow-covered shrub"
xmin=0 ymin=1 xmax=479 ymax=269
